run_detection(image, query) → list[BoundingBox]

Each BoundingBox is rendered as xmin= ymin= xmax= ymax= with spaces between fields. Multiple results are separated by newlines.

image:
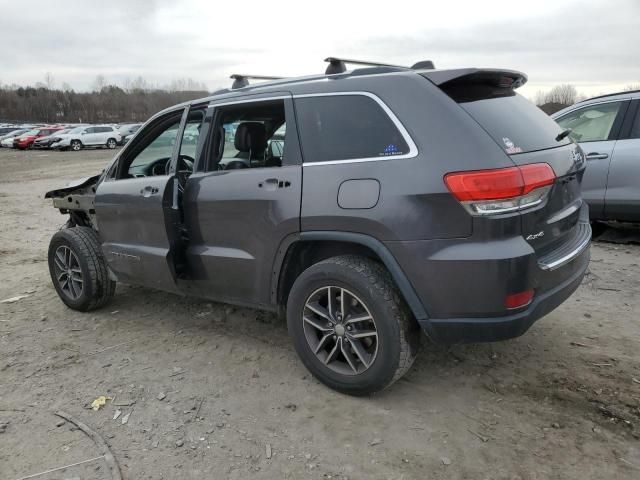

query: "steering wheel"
xmin=163 ymin=154 xmax=195 ymax=175
xmin=150 ymin=157 xmax=171 ymax=176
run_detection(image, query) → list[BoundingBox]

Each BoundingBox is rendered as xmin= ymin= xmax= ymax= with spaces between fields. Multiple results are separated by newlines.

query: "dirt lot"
xmin=1 ymin=147 xmax=639 ymax=480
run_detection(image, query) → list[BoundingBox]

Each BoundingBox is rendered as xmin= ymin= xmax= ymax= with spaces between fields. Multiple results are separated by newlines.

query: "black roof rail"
xmin=324 ymin=57 xmax=409 ymax=74
xmin=230 ymin=74 xmax=285 ymax=90
xmin=324 ymin=57 xmax=436 ymax=74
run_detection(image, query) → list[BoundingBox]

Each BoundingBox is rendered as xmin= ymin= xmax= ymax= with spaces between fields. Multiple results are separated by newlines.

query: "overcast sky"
xmin=1 ymin=0 xmax=638 ymax=98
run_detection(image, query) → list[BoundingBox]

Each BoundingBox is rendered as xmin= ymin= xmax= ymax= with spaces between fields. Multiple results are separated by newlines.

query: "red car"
xmin=13 ymin=126 xmax=64 ymax=150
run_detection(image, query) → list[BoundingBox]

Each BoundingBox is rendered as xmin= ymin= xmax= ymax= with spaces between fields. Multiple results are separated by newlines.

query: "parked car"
xmin=0 ymin=128 xmax=31 ymax=146
xmin=45 ymin=61 xmax=590 ymax=395
xmin=32 ymin=129 xmax=71 ymax=149
xmin=1 ymin=136 xmax=17 ymax=148
xmin=121 ymin=133 xmax=134 ymax=145
xmin=117 ymin=123 xmax=142 ymax=144
xmin=0 ymin=126 xmax=21 ymax=136
xmin=13 ymin=126 xmax=65 ymax=150
xmin=552 ymin=90 xmax=640 ymax=223
xmin=50 ymin=125 xmax=121 ymax=151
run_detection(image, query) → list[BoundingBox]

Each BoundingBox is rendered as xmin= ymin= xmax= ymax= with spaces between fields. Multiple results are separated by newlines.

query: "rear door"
xmin=555 ymin=100 xmax=629 ymax=218
xmin=182 ymin=94 xmax=302 ymax=306
xmin=94 ymin=107 xmax=188 ymax=292
xmin=604 ymin=99 xmax=640 ymax=221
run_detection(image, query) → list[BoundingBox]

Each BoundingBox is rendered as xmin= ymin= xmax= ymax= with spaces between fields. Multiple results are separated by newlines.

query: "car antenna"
xmin=230 ymin=74 xmax=285 ymax=89
xmin=324 ymin=57 xmax=436 ymax=74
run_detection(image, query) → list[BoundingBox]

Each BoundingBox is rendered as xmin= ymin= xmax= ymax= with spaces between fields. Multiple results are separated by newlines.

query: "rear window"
xmin=438 ymin=77 xmax=570 ymax=154
xmin=295 ymin=95 xmax=410 ymax=162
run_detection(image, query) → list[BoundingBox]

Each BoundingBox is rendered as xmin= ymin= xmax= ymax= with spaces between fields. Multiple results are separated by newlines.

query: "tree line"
xmin=534 ymin=83 xmax=640 ymax=114
xmin=0 ymin=76 xmax=210 ymax=124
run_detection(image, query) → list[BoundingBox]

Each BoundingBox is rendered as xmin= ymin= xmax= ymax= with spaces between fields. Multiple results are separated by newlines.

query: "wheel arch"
xmin=272 ymin=231 xmax=429 ymax=322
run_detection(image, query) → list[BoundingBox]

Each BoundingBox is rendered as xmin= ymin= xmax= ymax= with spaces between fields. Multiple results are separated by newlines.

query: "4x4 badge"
xmin=526 ymin=231 xmax=545 ymax=240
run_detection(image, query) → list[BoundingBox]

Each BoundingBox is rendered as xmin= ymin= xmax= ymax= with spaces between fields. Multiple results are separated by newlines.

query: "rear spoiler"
xmin=421 ymin=68 xmax=527 ymax=89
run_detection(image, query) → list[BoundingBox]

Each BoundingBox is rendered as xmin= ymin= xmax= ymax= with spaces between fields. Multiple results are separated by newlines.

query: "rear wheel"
xmin=106 ymin=138 xmax=117 ymax=149
xmin=287 ymin=255 xmax=419 ymax=395
xmin=48 ymin=227 xmax=115 ymax=311
xmin=70 ymin=140 xmax=82 ymax=151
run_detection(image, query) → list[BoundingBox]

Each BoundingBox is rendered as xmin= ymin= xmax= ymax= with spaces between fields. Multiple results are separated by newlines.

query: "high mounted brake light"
xmin=444 ymin=163 xmax=555 ymax=216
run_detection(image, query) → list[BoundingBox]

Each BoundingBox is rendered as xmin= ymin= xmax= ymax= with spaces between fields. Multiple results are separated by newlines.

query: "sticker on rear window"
xmin=502 ymin=137 xmax=523 ymax=154
xmin=379 ymin=143 xmax=403 ymax=156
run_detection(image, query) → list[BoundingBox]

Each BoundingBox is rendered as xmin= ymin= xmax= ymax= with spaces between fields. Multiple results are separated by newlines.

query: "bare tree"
xmin=534 ymin=90 xmax=547 ymax=106
xmin=544 ymin=84 xmax=578 ymax=106
xmin=44 ymin=72 xmax=55 ymax=90
xmin=91 ymin=75 xmax=107 ymax=93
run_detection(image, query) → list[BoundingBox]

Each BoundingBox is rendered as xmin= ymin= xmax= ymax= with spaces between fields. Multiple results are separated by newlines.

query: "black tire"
xmin=106 ymin=138 xmax=117 ymax=149
xmin=590 ymin=221 xmax=607 ymax=239
xmin=287 ymin=255 xmax=419 ymax=395
xmin=48 ymin=227 xmax=116 ymax=311
xmin=70 ymin=140 xmax=82 ymax=151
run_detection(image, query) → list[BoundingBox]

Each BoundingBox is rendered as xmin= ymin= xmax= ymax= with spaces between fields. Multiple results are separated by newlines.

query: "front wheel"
xmin=287 ymin=255 xmax=419 ymax=395
xmin=48 ymin=227 xmax=116 ymax=311
xmin=70 ymin=140 xmax=82 ymax=151
xmin=106 ymin=138 xmax=117 ymax=149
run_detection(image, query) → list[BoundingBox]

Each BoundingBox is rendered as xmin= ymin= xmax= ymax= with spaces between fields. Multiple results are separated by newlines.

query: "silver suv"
xmin=553 ymin=91 xmax=640 ymax=222
xmin=51 ymin=125 xmax=121 ymax=151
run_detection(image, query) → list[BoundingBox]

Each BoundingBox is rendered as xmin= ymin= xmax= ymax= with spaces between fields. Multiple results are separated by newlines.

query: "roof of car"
xmin=575 ymin=89 xmax=640 ymax=104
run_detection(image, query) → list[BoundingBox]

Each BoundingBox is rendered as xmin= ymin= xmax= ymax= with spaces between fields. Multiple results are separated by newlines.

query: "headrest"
xmin=234 ymin=122 xmax=266 ymax=152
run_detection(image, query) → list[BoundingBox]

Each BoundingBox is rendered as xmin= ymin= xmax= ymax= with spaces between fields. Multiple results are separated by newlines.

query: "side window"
xmin=295 ymin=95 xmax=410 ymax=162
xmin=178 ymin=110 xmax=205 ymax=160
xmin=556 ymin=102 xmax=623 ymax=142
xmin=118 ymin=114 xmax=182 ymax=178
xmin=630 ymin=105 xmax=640 ymax=139
xmin=85 ymin=127 xmax=95 ymax=134
xmin=211 ymin=99 xmax=286 ymax=170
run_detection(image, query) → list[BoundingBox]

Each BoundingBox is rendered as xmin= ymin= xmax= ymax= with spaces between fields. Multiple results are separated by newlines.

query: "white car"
xmin=0 ymin=128 xmax=31 ymax=147
xmin=50 ymin=125 xmax=122 ymax=151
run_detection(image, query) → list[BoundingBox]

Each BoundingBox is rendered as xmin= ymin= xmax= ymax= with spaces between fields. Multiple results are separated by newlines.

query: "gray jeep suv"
xmin=46 ymin=59 xmax=591 ymax=395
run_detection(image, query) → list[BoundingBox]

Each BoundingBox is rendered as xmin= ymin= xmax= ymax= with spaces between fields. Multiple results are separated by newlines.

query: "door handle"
xmin=258 ymin=178 xmax=291 ymax=191
xmin=140 ymin=185 xmax=159 ymax=197
xmin=585 ymin=152 xmax=609 ymax=160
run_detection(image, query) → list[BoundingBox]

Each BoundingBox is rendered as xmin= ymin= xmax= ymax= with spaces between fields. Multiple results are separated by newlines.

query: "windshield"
xmin=68 ymin=127 xmax=85 ymax=134
xmin=24 ymin=129 xmax=39 ymax=135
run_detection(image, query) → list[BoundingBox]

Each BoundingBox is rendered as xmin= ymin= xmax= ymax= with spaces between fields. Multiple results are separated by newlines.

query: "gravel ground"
xmin=1 ymin=147 xmax=639 ymax=480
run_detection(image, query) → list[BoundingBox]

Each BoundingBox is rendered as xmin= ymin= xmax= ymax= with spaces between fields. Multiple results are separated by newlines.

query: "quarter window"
xmin=556 ymin=102 xmax=623 ymax=142
xmin=294 ymin=95 xmax=410 ymax=162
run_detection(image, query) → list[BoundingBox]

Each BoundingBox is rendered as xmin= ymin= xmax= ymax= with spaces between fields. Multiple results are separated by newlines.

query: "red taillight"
xmin=444 ymin=163 xmax=555 ymax=201
xmin=444 ymin=163 xmax=556 ymax=216
xmin=505 ymin=289 xmax=534 ymax=309
xmin=519 ymin=163 xmax=556 ymax=194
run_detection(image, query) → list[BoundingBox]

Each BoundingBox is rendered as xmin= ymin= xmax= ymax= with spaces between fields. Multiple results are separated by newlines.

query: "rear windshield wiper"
xmin=555 ymin=129 xmax=572 ymax=142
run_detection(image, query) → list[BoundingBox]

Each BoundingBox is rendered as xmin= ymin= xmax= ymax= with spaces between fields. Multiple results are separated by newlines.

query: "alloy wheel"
xmin=303 ymin=286 xmax=378 ymax=376
xmin=52 ymin=246 xmax=84 ymax=300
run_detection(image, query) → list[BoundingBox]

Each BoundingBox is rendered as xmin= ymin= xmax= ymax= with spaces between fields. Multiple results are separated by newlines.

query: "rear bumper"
xmin=385 ymin=211 xmax=591 ymax=344
xmin=421 ymin=246 xmax=589 ymax=343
